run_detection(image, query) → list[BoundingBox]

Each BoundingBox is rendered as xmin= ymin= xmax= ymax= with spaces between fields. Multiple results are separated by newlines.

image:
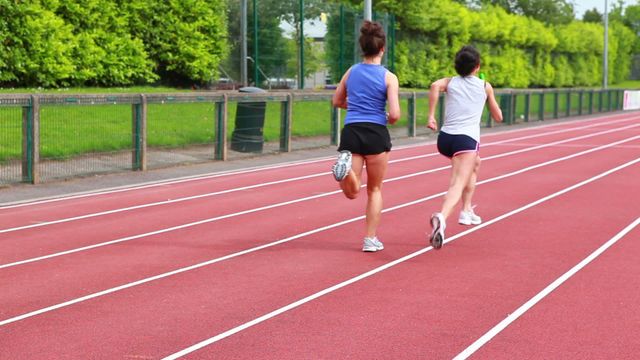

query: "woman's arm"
xmin=485 ymin=82 xmax=503 ymax=122
xmin=427 ymin=78 xmax=450 ymax=130
xmin=386 ymin=72 xmax=401 ymax=124
xmin=332 ymin=68 xmax=352 ymax=109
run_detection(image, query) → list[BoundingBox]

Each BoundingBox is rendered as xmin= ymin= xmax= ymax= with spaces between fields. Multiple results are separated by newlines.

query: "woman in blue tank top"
xmin=331 ymin=20 xmax=401 ymax=253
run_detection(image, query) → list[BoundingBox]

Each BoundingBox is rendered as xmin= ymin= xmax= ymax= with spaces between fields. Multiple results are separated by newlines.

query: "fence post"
xmin=553 ymin=91 xmax=559 ymax=119
xmin=565 ymin=90 xmax=571 ymax=117
xmin=589 ymin=90 xmax=594 ymax=114
xmin=619 ymin=89 xmax=624 ymax=110
xmin=539 ymin=92 xmax=545 ymax=121
xmin=598 ymin=90 xmax=603 ymax=112
xmin=330 ymin=104 xmax=340 ymax=146
xmin=280 ymin=93 xmax=292 ymax=152
xmin=131 ymin=94 xmax=147 ymax=171
xmin=511 ymin=93 xmax=517 ymax=123
xmin=215 ymin=94 xmax=228 ymax=160
xmin=22 ymin=95 xmax=40 ymax=184
xmin=578 ymin=90 xmax=583 ymax=116
xmin=524 ymin=92 xmax=530 ymax=122
xmin=607 ymin=90 xmax=612 ymax=112
xmin=408 ymin=92 xmax=417 ymax=137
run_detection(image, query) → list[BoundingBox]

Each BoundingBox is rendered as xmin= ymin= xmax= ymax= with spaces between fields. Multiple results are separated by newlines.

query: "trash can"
xmin=231 ymin=87 xmax=267 ymax=153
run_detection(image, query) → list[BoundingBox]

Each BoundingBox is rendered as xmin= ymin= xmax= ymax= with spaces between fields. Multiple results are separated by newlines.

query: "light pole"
xmin=241 ymin=0 xmax=248 ymax=87
xmin=364 ymin=0 xmax=372 ymax=21
xmin=603 ymin=0 xmax=609 ymax=89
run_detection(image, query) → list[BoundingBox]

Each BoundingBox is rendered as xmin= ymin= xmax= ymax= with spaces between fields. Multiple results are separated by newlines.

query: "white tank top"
xmin=441 ymin=76 xmax=487 ymax=142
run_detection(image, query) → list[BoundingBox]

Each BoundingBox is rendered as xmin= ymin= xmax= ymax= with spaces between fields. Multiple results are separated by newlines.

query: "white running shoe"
xmin=331 ymin=150 xmax=352 ymax=181
xmin=362 ymin=236 xmax=384 ymax=252
xmin=429 ymin=212 xmax=446 ymax=250
xmin=459 ymin=209 xmax=481 ymax=225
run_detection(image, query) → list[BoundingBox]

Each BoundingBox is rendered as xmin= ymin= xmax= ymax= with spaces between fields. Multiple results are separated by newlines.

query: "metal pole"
xmin=241 ymin=0 xmax=248 ymax=87
xmin=253 ymin=0 xmax=258 ymax=86
xmin=603 ymin=0 xmax=609 ymax=89
xmin=298 ymin=0 xmax=304 ymax=89
xmin=364 ymin=0 xmax=372 ymax=21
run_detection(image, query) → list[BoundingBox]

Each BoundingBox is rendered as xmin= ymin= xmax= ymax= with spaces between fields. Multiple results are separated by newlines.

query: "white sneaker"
xmin=362 ymin=236 xmax=384 ymax=252
xmin=459 ymin=209 xmax=481 ymax=225
xmin=331 ymin=150 xmax=352 ymax=181
xmin=429 ymin=213 xmax=446 ymax=250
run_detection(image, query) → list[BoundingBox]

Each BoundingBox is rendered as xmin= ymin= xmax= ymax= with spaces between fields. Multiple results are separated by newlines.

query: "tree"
xmin=464 ymin=0 xmax=575 ymax=25
xmin=121 ymin=0 xmax=229 ymax=87
xmin=583 ymin=8 xmax=603 ymax=23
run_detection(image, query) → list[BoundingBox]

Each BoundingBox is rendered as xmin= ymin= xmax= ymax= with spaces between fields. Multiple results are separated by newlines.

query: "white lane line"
xmin=2 ymin=120 xmax=638 ymax=234
xmin=1 ymin=152 xmax=637 ymax=331
xmin=453 ymin=217 xmax=640 ymax=360
xmin=2 ymin=112 xmax=635 ymax=209
xmin=2 ymin=133 xmax=638 ymax=270
xmin=161 ymin=159 xmax=640 ymax=360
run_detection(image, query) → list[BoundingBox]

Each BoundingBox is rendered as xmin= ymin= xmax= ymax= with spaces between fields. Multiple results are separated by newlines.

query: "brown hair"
xmin=359 ymin=20 xmax=386 ymax=57
xmin=454 ymin=46 xmax=481 ymax=77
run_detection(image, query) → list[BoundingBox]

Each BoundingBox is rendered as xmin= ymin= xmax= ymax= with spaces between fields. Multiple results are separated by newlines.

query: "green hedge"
xmin=383 ymin=0 xmax=635 ymax=88
xmin=0 ymin=0 xmax=228 ymax=88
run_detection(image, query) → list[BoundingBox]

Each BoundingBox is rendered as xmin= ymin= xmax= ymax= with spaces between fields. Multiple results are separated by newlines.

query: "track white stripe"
xmin=2 ymin=120 xmax=638 ymax=234
xmin=1 ymin=112 xmax=635 ymax=209
xmin=1 ymin=151 xmax=637 ymax=329
xmin=2 ymin=133 xmax=638 ymax=269
xmin=161 ymin=159 xmax=640 ymax=360
xmin=453 ymin=217 xmax=640 ymax=360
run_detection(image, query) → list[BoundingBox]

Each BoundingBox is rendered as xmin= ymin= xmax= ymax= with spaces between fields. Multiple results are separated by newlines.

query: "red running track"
xmin=0 ymin=113 xmax=639 ymax=359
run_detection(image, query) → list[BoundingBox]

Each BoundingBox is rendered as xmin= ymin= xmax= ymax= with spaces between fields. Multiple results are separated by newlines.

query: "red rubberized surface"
xmin=1 ymin=113 xmax=639 ymax=359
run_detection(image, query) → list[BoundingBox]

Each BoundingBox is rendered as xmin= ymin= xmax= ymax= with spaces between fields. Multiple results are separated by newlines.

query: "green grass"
xmin=0 ymin=86 xmax=626 ymax=163
xmin=609 ymin=80 xmax=640 ymax=89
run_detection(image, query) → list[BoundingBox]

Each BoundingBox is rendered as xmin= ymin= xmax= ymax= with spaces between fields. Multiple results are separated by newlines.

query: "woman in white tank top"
xmin=426 ymin=46 xmax=503 ymax=249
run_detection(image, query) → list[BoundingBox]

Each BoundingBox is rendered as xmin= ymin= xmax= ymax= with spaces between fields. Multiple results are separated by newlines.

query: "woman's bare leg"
xmin=440 ymin=153 xmax=477 ymax=220
xmin=362 ymin=152 xmax=389 ymax=238
xmin=340 ymin=154 xmax=364 ymax=199
xmin=460 ymin=155 xmax=481 ymax=212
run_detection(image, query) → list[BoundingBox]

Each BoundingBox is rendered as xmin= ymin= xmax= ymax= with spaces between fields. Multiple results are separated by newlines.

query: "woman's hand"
xmin=427 ymin=115 xmax=438 ymax=131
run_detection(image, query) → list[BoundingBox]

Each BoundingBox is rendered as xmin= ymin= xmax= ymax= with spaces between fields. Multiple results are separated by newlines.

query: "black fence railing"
xmin=0 ymin=88 xmax=626 ymax=185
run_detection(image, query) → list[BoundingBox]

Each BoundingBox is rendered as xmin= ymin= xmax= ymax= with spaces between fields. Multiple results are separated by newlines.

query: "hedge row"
xmin=0 ymin=0 xmax=228 ymax=87
xmin=389 ymin=0 xmax=635 ymax=88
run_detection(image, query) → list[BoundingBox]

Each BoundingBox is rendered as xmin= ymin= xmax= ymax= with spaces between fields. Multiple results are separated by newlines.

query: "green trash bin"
xmin=231 ymin=87 xmax=266 ymax=153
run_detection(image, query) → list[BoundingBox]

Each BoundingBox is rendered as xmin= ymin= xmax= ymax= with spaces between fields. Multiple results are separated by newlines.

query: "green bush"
xmin=0 ymin=0 xmax=228 ymax=88
xmin=376 ymin=0 xmax=635 ymax=89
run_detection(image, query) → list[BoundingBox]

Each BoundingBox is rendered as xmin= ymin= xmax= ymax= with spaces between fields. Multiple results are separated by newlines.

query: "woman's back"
xmin=442 ymin=75 xmax=487 ymax=141
xmin=345 ymin=63 xmax=388 ymax=125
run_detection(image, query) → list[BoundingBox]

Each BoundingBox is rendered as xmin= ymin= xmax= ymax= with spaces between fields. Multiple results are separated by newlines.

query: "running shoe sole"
xmin=430 ymin=215 xmax=444 ymax=250
xmin=332 ymin=151 xmax=352 ymax=181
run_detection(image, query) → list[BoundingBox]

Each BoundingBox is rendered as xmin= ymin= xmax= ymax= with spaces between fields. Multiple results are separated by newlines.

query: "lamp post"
xmin=241 ymin=0 xmax=248 ymax=87
xmin=364 ymin=0 xmax=372 ymax=21
xmin=603 ymin=0 xmax=609 ymax=89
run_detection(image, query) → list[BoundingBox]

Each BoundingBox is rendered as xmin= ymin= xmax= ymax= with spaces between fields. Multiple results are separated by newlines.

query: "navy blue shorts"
xmin=437 ymin=131 xmax=479 ymax=158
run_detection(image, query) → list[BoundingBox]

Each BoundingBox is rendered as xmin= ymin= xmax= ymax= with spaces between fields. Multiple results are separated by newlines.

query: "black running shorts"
xmin=437 ymin=131 xmax=479 ymax=158
xmin=338 ymin=122 xmax=392 ymax=156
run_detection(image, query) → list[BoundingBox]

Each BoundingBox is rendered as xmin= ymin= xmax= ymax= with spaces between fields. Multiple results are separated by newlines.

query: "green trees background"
xmin=380 ymin=0 xmax=636 ymax=88
xmin=0 ymin=0 xmax=228 ymax=87
xmin=0 ymin=0 xmax=637 ymax=89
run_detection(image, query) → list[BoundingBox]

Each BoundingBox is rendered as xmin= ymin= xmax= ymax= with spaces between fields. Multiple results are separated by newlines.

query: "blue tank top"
xmin=344 ymin=63 xmax=388 ymax=126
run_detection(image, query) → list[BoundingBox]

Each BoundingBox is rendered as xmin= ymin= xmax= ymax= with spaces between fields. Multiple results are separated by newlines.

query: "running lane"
xmin=171 ymin=148 xmax=639 ymax=359
xmin=0 ymin=140 xmax=637 ymax=357
xmin=1 ymin=129 xmax=637 ymax=321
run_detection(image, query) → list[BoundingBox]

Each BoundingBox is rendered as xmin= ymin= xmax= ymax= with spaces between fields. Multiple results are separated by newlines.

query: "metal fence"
xmin=0 ymin=88 xmax=626 ymax=185
xmin=220 ymin=1 xmax=393 ymax=90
